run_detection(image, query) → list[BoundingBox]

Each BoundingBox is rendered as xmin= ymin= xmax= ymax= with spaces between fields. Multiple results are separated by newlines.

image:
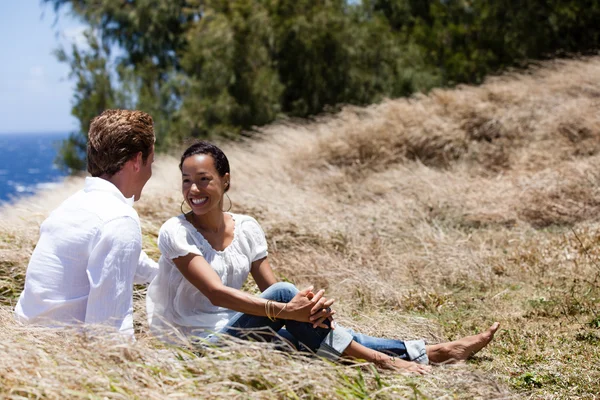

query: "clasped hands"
xmin=286 ymin=285 xmax=336 ymax=329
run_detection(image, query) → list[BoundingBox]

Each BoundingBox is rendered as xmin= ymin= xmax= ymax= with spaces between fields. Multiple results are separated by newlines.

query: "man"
xmin=15 ymin=109 xmax=159 ymax=337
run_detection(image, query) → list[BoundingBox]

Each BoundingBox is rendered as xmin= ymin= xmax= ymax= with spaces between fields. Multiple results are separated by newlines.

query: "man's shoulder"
xmin=53 ymin=189 xmax=139 ymax=226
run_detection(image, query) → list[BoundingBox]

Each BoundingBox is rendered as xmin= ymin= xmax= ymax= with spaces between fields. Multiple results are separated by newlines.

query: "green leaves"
xmin=44 ymin=0 xmax=600 ymax=172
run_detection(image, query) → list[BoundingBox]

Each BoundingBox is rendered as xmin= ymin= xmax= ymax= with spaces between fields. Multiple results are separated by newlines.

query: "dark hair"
xmin=180 ymin=141 xmax=231 ymax=188
xmin=87 ymin=109 xmax=155 ymax=177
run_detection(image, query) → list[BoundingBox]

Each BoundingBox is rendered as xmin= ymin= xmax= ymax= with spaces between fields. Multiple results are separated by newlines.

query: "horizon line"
xmin=0 ymin=130 xmax=74 ymax=135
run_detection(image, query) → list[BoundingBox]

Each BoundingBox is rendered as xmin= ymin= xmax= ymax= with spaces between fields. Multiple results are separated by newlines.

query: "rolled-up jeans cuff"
xmin=405 ymin=339 xmax=429 ymax=365
xmin=315 ymin=325 xmax=353 ymax=361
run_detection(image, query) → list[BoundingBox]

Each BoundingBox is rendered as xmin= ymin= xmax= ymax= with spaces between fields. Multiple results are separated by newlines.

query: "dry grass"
xmin=2 ymin=56 xmax=600 ymax=398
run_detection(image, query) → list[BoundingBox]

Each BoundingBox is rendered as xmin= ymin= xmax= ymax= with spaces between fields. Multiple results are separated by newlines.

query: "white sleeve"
xmin=134 ymin=251 xmax=159 ymax=284
xmin=242 ymin=217 xmax=268 ymax=262
xmin=158 ymin=220 xmax=203 ymax=260
xmin=85 ymin=216 xmax=141 ymax=335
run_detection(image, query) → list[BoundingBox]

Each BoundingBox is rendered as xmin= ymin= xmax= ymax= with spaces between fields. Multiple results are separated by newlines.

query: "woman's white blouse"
xmin=146 ymin=213 xmax=268 ymax=339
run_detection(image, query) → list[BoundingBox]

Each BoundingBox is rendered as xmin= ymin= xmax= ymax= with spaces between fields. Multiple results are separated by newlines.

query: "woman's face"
xmin=181 ymin=154 xmax=230 ymax=216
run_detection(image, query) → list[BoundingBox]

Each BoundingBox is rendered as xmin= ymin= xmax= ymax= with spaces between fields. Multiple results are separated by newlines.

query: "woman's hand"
xmin=284 ymin=286 xmax=336 ymax=328
xmin=307 ymin=290 xmax=336 ymax=329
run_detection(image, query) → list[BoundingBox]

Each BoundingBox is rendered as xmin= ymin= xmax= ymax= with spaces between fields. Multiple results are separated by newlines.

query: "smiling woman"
xmin=146 ymin=140 xmax=500 ymax=375
xmin=182 ymin=159 xmax=230 ymax=216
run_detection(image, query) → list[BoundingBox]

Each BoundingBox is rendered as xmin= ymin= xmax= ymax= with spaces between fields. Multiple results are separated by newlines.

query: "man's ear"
xmin=131 ymin=152 xmax=143 ymax=172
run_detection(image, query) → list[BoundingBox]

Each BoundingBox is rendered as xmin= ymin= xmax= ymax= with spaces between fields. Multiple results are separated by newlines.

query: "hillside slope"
xmin=2 ymin=57 xmax=600 ymax=398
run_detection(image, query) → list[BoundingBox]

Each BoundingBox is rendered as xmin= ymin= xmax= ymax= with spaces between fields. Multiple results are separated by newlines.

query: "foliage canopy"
xmin=44 ymin=0 xmax=600 ymax=171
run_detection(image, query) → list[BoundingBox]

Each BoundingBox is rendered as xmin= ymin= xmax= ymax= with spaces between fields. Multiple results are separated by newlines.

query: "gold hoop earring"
xmin=222 ymin=193 xmax=233 ymax=212
xmin=181 ymin=200 xmax=190 ymax=215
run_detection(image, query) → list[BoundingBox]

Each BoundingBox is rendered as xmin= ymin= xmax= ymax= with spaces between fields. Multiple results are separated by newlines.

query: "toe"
xmin=488 ymin=322 xmax=500 ymax=335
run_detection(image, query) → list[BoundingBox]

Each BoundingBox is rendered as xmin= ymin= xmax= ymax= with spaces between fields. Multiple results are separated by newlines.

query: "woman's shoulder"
xmin=159 ymin=215 xmax=191 ymax=237
xmin=157 ymin=214 xmax=205 ymax=257
xmin=231 ymin=213 xmax=266 ymax=240
xmin=231 ymin=213 xmax=262 ymax=229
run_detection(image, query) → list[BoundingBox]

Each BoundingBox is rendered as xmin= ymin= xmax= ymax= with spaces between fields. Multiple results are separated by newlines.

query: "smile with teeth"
xmin=190 ymin=197 xmax=208 ymax=206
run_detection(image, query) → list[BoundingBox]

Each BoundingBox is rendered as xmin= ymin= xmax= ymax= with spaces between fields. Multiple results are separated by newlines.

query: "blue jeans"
xmin=346 ymin=329 xmax=428 ymax=363
xmin=217 ymin=282 xmax=428 ymax=364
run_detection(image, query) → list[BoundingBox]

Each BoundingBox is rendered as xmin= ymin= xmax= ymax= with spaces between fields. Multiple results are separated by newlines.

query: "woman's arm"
xmin=250 ymin=257 xmax=277 ymax=292
xmin=250 ymin=256 xmax=336 ymax=328
xmin=173 ymin=253 xmax=331 ymax=326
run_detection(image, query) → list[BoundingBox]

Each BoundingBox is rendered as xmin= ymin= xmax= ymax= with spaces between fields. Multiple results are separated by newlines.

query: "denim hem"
xmin=405 ymin=339 xmax=429 ymax=365
xmin=315 ymin=324 xmax=353 ymax=360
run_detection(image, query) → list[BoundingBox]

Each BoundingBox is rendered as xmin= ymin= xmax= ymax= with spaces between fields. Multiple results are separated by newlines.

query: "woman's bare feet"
xmin=426 ymin=322 xmax=500 ymax=364
xmin=343 ymin=340 xmax=432 ymax=375
xmin=386 ymin=357 xmax=432 ymax=375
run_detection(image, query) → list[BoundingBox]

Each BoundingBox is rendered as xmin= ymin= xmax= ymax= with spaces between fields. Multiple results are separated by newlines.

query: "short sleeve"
xmin=158 ymin=217 xmax=203 ymax=260
xmin=240 ymin=216 xmax=268 ymax=262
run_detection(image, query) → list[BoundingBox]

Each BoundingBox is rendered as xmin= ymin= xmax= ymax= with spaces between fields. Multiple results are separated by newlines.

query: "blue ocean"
xmin=0 ymin=132 xmax=70 ymax=204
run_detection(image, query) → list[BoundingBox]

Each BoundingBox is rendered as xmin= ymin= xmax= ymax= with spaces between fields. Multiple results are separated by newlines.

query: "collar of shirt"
xmin=84 ymin=177 xmax=135 ymax=207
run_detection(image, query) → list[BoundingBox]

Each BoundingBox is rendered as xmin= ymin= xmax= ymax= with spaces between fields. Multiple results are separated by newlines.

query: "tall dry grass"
xmin=2 ymin=57 xmax=600 ymax=398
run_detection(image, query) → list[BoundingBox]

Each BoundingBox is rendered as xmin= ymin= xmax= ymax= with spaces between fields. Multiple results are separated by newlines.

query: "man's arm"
xmin=85 ymin=216 xmax=141 ymax=336
xmin=134 ymin=250 xmax=158 ymax=284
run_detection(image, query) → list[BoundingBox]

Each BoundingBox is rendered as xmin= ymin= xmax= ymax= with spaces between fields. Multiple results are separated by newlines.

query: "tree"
xmin=45 ymin=0 xmax=600 ymax=171
xmin=54 ymin=29 xmax=116 ymax=171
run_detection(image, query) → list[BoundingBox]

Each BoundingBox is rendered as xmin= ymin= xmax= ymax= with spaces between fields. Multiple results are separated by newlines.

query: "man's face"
xmin=134 ymin=145 xmax=154 ymax=201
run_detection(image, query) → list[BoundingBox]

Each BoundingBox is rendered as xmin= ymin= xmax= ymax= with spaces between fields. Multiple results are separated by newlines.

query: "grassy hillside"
xmin=2 ymin=57 xmax=600 ymax=398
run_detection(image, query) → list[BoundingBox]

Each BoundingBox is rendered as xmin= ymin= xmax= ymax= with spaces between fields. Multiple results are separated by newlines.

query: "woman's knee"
xmin=262 ymin=282 xmax=298 ymax=302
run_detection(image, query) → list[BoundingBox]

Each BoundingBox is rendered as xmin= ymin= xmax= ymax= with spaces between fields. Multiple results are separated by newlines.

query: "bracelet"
xmin=269 ymin=301 xmax=277 ymax=322
xmin=265 ymin=300 xmax=276 ymax=322
xmin=265 ymin=300 xmax=271 ymax=321
xmin=274 ymin=303 xmax=287 ymax=320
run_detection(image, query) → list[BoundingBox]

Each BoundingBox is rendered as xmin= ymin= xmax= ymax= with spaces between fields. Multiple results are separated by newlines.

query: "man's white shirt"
xmin=14 ymin=177 xmax=158 ymax=337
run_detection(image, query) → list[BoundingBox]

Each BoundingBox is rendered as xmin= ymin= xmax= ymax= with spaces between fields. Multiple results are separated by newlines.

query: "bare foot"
xmin=342 ymin=340 xmax=432 ymax=375
xmin=427 ymin=322 xmax=500 ymax=364
xmin=386 ymin=358 xmax=432 ymax=375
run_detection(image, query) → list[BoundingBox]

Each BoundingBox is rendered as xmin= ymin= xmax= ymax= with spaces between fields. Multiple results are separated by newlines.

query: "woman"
xmin=147 ymin=141 xmax=499 ymax=374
